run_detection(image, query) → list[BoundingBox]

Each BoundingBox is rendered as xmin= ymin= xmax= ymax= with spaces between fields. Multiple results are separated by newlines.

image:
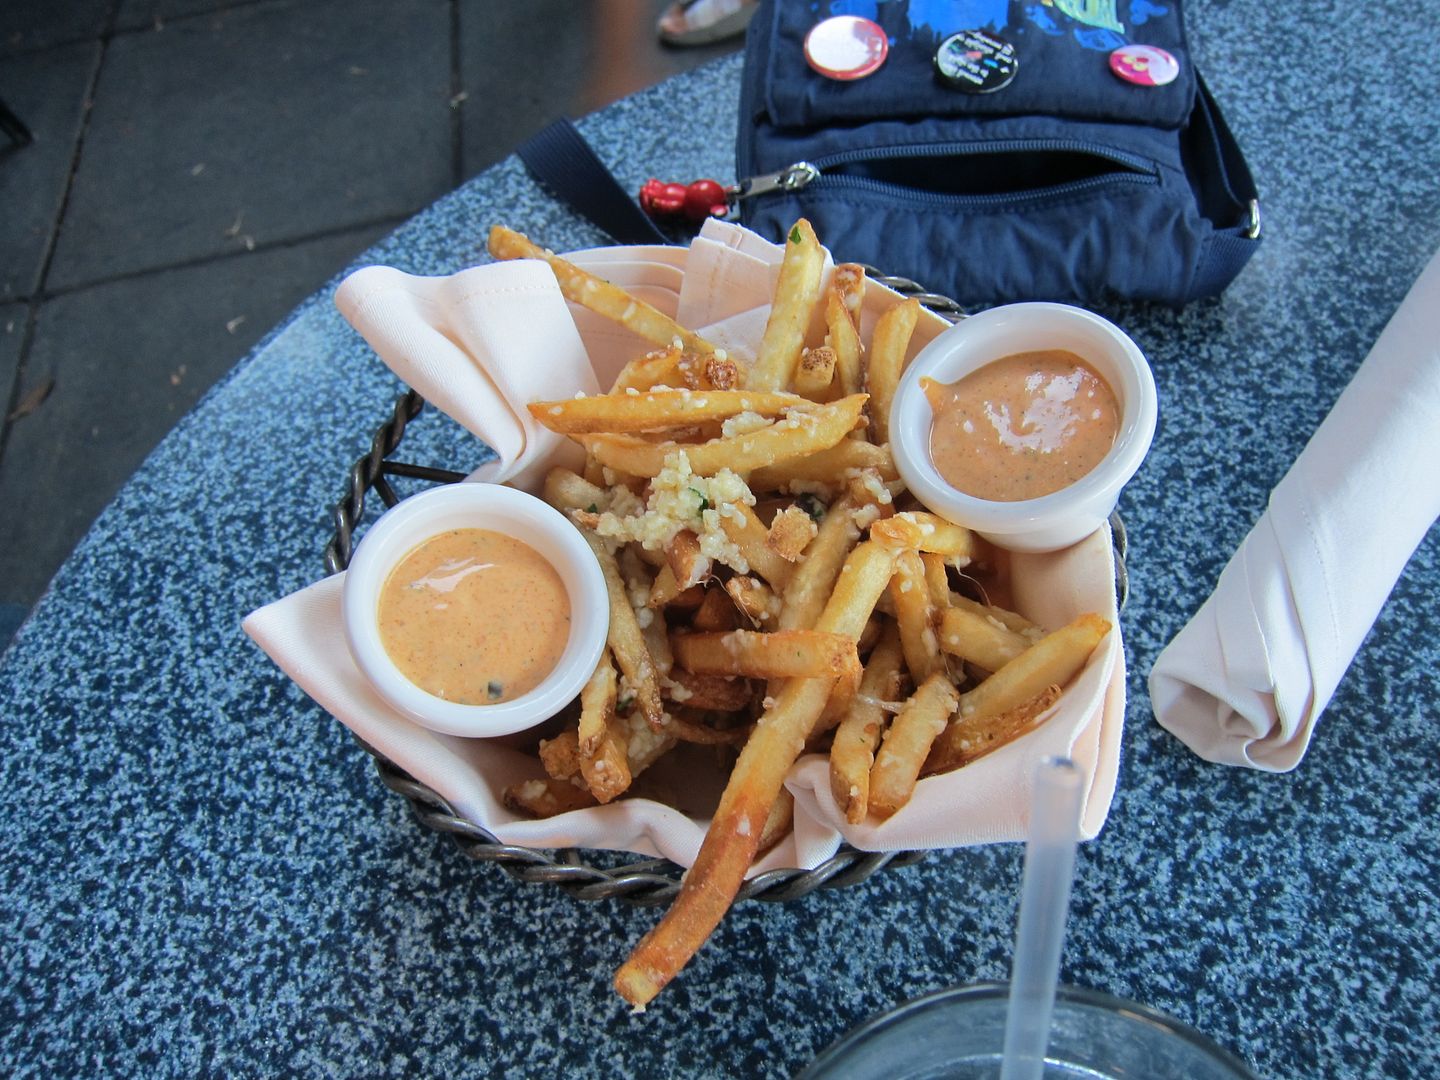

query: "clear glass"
xmin=797 ymin=983 xmax=1259 ymax=1080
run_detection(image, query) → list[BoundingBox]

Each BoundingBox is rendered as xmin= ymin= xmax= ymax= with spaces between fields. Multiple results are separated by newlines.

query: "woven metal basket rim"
xmin=322 ymin=268 xmax=1127 ymax=907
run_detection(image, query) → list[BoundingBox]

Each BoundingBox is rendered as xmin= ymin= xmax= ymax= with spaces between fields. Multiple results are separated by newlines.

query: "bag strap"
xmin=1188 ymin=74 xmax=1263 ymax=300
xmin=516 ymin=118 xmax=669 ymax=246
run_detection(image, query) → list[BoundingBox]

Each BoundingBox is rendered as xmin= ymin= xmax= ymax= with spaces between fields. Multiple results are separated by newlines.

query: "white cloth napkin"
xmin=1150 ymin=249 xmax=1440 ymax=771
xmin=244 ymin=220 xmax=1125 ymax=871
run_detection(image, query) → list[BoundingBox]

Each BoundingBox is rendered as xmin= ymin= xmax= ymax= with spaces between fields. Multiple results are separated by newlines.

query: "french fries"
xmin=580 ymin=393 xmax=867 ymax=477
xmin=825 ymin=264 xmax=866 ymax=397
xmin=488 ymin=221 xmax=1114 ymax=1011
xmin=672 ymin=629 xmax=860 ymax=683
xmin=489 ymin=225 xmax=716 ymax=356
xmin=528 ymin=389 xmax=813 ymax=435
xmin=868 ymin=672 xmax=959 ymax=819
xmin=864 ymin=297 xmax=919 ymax=445
xmin=926 ymin=614 xmax=1111 ymax=775
xmin=746 ymin=218 xmax=825 ymax=391
xmin=614 ymin=541 xmax=895 ymax=1008
xmin=577 ymin=653 xmax=631 ymax=803
xmin=830 ymin=625 xmax=905 ymax=823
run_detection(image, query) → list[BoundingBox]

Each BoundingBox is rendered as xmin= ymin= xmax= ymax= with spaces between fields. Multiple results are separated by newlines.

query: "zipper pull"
xmin=735 ymin=161 xmax=821 ymax=201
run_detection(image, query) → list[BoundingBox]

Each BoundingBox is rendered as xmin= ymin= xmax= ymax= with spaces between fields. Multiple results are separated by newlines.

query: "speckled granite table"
xmin=4 ymin=4 xmax=1438 ymax=1077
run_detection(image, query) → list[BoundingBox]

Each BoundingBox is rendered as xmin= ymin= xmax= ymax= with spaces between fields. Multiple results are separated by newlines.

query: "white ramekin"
xmin=890 ymin=303 xmax=1157 ymax=553
xmin=341 ymin=482 xmax=608 ymax=738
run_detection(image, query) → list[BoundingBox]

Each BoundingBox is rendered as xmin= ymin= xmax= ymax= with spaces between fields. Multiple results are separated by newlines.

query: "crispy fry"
xmin=673 ymin=629 xmax=859 ymax=683
xmin=864 ymin=298 xmax=919 ymax=445
xmin=829 ymin=624 xmax=905 ymax=823
xmin=539 ymin=729 xmax=582 ymax=781
xmin=777 ymin=498 xmax=861 ymax=631
xmin=690 ymin=587 xmax=742 ymax=632
xmin=610 ymin=345 xmax=684 ymax=393
xmin=615 ymin=542 xmax=894 ymax=1009
xmin=925 ymin=684 xmax=1061 ymax=774
xmin=868 ymin=671 xmax=960 ymax=819
xmin=577 ymin=654 xmax=632 ymax=803
xmin=825 ymin=264 xmax=866 ymax=393
xmin=576 ymin=656 xmax=616 ymax=754
xmin=871 ymin=512 xmax=977 ymax=561
xmin=582 ymin=394 xmax=867 ymax=478
xmin=489 ymin=225 xmax=714 ymax=355
xmin=641 ymin=607 xmax=674 ymax=678
xmin=926 ymin=613 xmax=1111 ymax=773
xmin=723 ymin=575 xmax=780 ymax=626
xmin=648 ymin=563 xmax=683 ymax=608
xmin=949 ymin=593 xmax=1039 ymax=636
xmin=719 ymin=502 xmax=796 ymax=590
xmin=746 ymin=218 xmax=825 ymax=391
xmin=889 ymin=549 xmax=943 ymax=684
xmin=503 ymin=777 xmax=597 ymax=818
xmin=529 ymin=389 xmax=813 ymax=435
xmin=937 ymin=605 xmax=1032 ymax=673
xmin=766 ymin=505 xmax=819 ymax=562
xmin=748 ymin=439 xmax=896 ymax=491
xmin=757 ymin=787 xmax=794 ymax=856
xmin=847 ymin=469 xmax=899 ymax=513
xmin=542 ymin=467 xmax=610 ymax=517
xmin=620 ymin=710 xmax=680 ymax=774
xmin=666 ymin=530 xmax=711 ymax=590
xmin=664 ymin=669 xmax=752 ymax=712
xmin=920 ymin=552 xmax=953 ymax=614
xmin=548 ymin=473 xmax=666 ymax=729
xmin=579 ymin=529 xmax=665 ymax=729
xmin=793 ymin=345 xmax=838 ymax=400
xmin=830 ymin=262 xmax=865 ymax=317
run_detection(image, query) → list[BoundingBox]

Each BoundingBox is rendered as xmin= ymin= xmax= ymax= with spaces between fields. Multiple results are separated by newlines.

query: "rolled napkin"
xmin=1150 ymin=249 xmax=1440 ymax=770
xmin=245 ymin=220 xmax=1126 ymax=872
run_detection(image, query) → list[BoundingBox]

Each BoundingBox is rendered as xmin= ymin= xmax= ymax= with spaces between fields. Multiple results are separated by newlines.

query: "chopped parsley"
xmin=586 ymin=503 xmax=598 ymax=514
xmin=789 ymin=225 xmax=802 ymax=244
xmin=691 ymin=487 xmax=711 ymax=513
xmin=486 ymin=680 xmax=504 ymax=701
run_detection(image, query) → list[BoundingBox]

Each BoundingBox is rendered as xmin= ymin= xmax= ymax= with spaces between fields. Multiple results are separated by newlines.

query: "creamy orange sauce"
xmin=377 ymin=528 xmax=571 ymax=705
xmin=924 ymin=350 xmax=1120 ymax=502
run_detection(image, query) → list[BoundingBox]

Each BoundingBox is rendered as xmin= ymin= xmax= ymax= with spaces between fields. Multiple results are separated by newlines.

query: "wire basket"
xmin=323 ymin=272 xmax=1128 ymax=906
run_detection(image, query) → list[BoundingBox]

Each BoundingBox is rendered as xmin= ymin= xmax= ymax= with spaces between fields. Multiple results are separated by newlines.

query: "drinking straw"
xmin=999 ymin=756 xmax=1085 ymax=1080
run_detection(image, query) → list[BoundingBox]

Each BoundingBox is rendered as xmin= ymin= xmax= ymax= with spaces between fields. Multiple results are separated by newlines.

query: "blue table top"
xmin=4 ymin=3 xmax=1438 ymax=1076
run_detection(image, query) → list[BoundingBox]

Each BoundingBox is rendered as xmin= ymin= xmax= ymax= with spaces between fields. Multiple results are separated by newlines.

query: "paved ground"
xmin=0 ymin=0 xmax=740 ymax=644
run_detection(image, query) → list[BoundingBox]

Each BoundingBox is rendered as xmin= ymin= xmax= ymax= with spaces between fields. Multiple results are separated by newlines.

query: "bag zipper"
xmin=735 ymin=140 xmax=1159 ymax=210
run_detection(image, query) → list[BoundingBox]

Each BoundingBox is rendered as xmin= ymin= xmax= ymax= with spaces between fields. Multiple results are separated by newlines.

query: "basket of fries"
xmin=247 ymin=216 xmax=1129 ymax=1010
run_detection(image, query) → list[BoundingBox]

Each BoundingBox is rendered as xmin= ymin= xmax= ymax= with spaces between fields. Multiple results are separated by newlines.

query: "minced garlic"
xmin=592 ymin=451 xmax=757 ymax=574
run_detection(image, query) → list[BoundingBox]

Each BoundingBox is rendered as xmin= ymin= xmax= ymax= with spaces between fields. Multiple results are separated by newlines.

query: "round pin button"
xmin=804 ymin=15 xmax=889 ymax=81
xmin=934 ymin=29 xmax=1018 ymax=93
xmin=1109 ymin=44 xmax=1180 ymax=87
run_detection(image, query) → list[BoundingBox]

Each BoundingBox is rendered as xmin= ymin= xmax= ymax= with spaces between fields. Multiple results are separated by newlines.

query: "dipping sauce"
xmin=377 ymin=528 xmax=571 ymax=705
xmin=924 ymin=350 xmax=1120 ymax=502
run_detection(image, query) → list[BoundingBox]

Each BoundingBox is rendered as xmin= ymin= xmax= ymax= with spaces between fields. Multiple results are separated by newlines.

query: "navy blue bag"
xmin=735 ymin=0 xmax=1261 ymax=306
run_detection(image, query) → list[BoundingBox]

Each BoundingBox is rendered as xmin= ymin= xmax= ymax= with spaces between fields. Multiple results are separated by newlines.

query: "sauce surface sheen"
xmin=924 ymin=349 xmax=1120 ymax=502
xmin=377 ymin=527 xmax=571 ymax=705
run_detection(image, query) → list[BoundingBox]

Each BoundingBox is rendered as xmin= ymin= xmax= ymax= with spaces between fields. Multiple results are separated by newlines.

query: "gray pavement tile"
xmin=116 ymin=0 xmax=257 ymax=32
xmin=0 ymin=43 xmax=99 ymax=300
xmin=0 ymin=303 xmax=23 ymax=407
xmin=1 ymin=0 xmax=111 ymax=57
xmin=0 ymin=221 xmax=391 ymax=607
xmin=459 ymin=0 xmax=740 ymax=179
xmin=49 ymin=0 xmax=452 ymax=290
